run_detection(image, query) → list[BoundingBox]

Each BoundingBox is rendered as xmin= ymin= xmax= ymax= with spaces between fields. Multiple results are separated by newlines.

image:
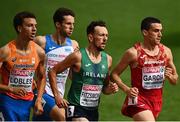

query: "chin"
xmin=156 ymin=41 xmax=161 ymax=45
xmin=29 ymin=37 xmax=35 ymax=40
xmin=98 ymin=48 xmax=104 ymax=51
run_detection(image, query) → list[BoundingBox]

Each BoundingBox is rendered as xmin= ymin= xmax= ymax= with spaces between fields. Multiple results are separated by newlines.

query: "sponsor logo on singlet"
xmin=142 ymin=61 xmax=165 ymax=89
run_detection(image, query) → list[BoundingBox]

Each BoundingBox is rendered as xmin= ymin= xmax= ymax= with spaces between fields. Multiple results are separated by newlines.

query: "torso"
xmin=68 ymin=48 xmax=108 ymax=109
xmin=44 ymin=35 xmax=74 ymax=97
xmin=0 ymin=40 xmax=40 ymax=100
xmin=131 ymin=42 xmax=168 ymax=98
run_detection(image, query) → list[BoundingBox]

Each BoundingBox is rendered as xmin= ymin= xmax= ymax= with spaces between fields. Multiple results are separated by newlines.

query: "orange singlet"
xmin=0 ymin=40 xmax=40 ymax=100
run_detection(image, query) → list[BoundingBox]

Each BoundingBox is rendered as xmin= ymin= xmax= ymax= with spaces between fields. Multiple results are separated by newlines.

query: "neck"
xmin=141 ymin=42 xmax=159 ymax=56
xmin=52 ymin=32 xmax=66 ymax=45
xmin=142 ymin=41 xmax=157 ymax=51
xmin=86 ymin=46 xmax=101 ymax=58
xmin=15 ymin=36 xmax=30 ymax=51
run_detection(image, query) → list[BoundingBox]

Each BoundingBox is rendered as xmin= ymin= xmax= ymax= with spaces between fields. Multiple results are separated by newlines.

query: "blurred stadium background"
xmin=0 ymin=0 xmax=180 ymax=121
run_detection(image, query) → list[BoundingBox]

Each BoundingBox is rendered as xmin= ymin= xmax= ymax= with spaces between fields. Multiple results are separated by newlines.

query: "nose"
xmin=104 ymin=35 xmax=108 ymax=42
xmin=159 ymin=31 xmax=162 ymax=37
xmin=33 ymin=25 xmax=37 ymax=32
xmin=70 ymin=23 xmax=74 ymax=30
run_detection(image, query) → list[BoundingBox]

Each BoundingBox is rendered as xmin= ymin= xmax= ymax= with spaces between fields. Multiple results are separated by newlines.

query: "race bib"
xmin=142 ymin=66 xmax=165 ymax=89
xmin=0 ymin=112 xmax=4 ymax=121
xmin=67 ymin=105 xmax=75 ymax=118
xmin=80 ymin=84 xmax=102 ymax=107
xmin=128 ymin=96 xmax=138 ymax=105
xmin=8 ymin=69 xmax=34 ymax=92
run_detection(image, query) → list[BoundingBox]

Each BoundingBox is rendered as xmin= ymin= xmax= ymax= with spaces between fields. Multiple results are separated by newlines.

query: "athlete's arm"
xmin=165 ymin=47 xmax=178 ymax=85
xmin=48 ymin=51 xmax=81 ymax=108
xmin=111 ymin=47 xmax=139 ymax=97
xmin=102 ymin=55 xmax=118 ymax=95
xmin=34 ymin=36 xmax=46 ymax=49
xmin=0 ymin=45 xmax=9 ymax=62
xmin=0 ymin=45 xmax=27 ymax=96
xmin=34 ymin=44 xmax=46 ymax=115
xmin=68 ymin=40 xmax=79 ymax=80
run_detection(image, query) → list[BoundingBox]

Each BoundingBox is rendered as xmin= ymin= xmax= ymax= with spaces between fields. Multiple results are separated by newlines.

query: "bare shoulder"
xmin=106 ymin=53 xmax=112 ymax=68
xmin=106 ymin=53 xmax=112 ymax=63
xmin=122 ymin=46 xmax=137 ymax=58
xmin=163 ymin=45 xmax=172 ymax=55
xmin=71 ymin=49 xmax=82 ymax=61
xmin=126 ymin=46 xmax=137 ymax=56
xmin=71 ymin=39 xmax=79 ymax=51
xmin=120 ymin=46 xmax=137 ymax=64
xmin=34 ymin=35 xmax=46 ymax=49
xmin=34 ymin=43 xmax=45 ymax=60
xmin=0 ymin=44 xmax=11 ymax=61
xmin=63 ymin=49 xmax=82 ymax=69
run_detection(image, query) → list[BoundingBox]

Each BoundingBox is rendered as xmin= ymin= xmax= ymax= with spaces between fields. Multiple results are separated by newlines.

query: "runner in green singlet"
xmin=48 ymin=20 xmax=119 ymax=121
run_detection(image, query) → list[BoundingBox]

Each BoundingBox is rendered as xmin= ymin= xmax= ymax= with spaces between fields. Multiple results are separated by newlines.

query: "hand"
xmin=55 ymin=94 xmax=69 ymax=108
xmin=165 ymin=67 xmax=173 ymax=80
xmin=109 ymin=82 xmax=119 ymax=93
xmin=34 ymin=98 xmax=44 ymax=116
xmin=10 ymin=87 xmax=27 ymax=97
xmin=126 ymin=87 xmax=139 ymax=97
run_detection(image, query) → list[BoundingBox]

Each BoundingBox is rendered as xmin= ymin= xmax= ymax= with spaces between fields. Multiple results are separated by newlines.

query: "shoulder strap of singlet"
xmin=45 ymin=34 xmax=52 ymax=46
xmin=65 ymin=37 xmax=72 ymax=46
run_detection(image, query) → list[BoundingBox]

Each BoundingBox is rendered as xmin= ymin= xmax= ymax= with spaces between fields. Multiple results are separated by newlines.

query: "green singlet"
xmin=67 ymin=48 xmax=108 ymax=110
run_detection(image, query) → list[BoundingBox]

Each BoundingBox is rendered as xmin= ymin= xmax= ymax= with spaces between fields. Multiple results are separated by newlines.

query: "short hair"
xmin=53 ymin=7 xmax=75 ymax=24
xmin=141 ymin=17 xmax=161 ymax=31
xmin=13 ymin=11 xmax=36 ymax=33
xmin=86 ymin=20 xmax=106 ymax=35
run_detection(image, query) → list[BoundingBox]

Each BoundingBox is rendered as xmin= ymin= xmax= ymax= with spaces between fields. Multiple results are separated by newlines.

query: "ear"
xmin=17 ymin=26 xmax=22 ymax=33
xmin=88 ymin=34 xmax=93 ymax=43
xmin=55 ymin=22 xmax=61 ymax=28
xmin=142 ymin=30 xmax=148 ymax=36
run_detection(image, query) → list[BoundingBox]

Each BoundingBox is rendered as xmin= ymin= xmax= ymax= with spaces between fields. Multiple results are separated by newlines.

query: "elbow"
xmin=102 ymin=89 xmax=111 ymax=95
xmin=110 ymin=72 xmax=119 ymax=83
xmin=169 ymin=76 xmax=179 ymax=85
xmin=170 ymin=80 xmax=178 ymax=85
xmin=110 ymin=72 xmax=116 ymax=81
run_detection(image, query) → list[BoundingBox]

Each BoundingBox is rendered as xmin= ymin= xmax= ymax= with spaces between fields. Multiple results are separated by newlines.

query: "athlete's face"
xmin=144 ymin=23 xmax=162 ymax=45
xmin=19 ymin=18 xmax=37 ymax=40
xmin=60 ymin=15 xmax=74 ymax=37
xmin=91 ymin=26 xmax=108 ymax=51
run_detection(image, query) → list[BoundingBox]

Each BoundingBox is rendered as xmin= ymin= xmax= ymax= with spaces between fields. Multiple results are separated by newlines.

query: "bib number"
xmin=0 ymin=112 xmax=4 ymax=121
xmin=128 ymin=96 xmax=138 ymax=105
xmin=67 ymin=105 xmax=75 ymax=118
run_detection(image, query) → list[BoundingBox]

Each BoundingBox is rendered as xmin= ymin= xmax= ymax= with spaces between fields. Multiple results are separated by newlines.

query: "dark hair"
xmin=86 ymin=20 xmax=106 ymax=35
xmin=53 ymin=7 xmax=75 ymax=24
xmin=13 ymin=11 xmax=36 ymax=33
xmin=141 ymin=17 xmax=161 ymax=31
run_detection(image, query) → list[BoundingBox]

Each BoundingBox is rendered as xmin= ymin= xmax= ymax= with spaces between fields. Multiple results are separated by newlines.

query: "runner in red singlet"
xmin=111 ymin=17 xmax=178 ymax=121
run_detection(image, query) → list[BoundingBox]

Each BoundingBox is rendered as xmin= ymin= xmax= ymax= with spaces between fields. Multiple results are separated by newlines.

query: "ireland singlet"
xmin=44 ymin=35 xmax=73 ymax=97
xmin=67 ymin=48 xmax=108 ymax=110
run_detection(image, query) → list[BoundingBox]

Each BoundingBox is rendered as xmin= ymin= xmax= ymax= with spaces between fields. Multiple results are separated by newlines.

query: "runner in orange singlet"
xmin=111 ymin=17 xmax=178 ymax=121
xmin=0 ymin=11 xmax=46 ymax=121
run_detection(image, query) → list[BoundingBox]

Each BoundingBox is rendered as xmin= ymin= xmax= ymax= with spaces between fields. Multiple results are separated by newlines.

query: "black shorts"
xmin=66 ymin=104 xmax=98 ymax=121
